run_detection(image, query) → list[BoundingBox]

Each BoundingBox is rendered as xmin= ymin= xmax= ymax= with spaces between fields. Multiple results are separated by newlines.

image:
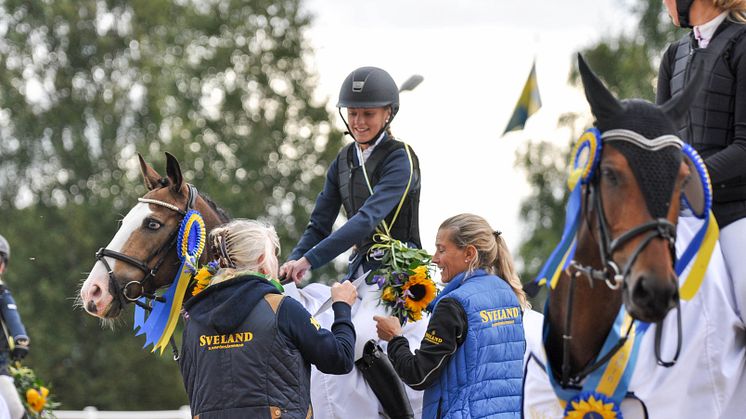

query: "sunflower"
xmin=410 ymin=265 xmax=428 ymax=281
xmin=381 ymin=286 xmax=397 ymax=302
xmin=564 ymin=392 xmax=620 ymax=419
xmin=192 ymin=261 xmax=219 ymax=296
xmin=402 ymin=272 xmax=437 ymax=312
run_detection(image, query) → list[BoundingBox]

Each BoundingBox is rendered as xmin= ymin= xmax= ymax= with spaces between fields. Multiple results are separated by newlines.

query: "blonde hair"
xmin=439 ymin=214 xmax=530 ymax=310
xmin=210 ymin=219 xmax=280 ymax=274
xmin=718 ymin=0 xmax=746 ymax=22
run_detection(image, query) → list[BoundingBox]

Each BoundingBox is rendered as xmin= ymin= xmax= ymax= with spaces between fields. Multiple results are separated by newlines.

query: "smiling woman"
xmin=278 ymin=66 xmax=428 ymax=418
xmin=374 ymin=213 xmax=528 ymax=419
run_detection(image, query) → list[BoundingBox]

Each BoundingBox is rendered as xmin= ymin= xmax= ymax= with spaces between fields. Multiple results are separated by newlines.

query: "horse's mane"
xmin=199 ymin=191 xmax=231 ymax=223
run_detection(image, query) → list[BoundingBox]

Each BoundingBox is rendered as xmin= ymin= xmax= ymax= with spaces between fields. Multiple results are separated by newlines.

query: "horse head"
xmin=545 ymin=55 xmax=703 ymax=379
xmin=79 ymin=152 xmax=229 ymax=319
xmin=575 ymin=54 xmax=704 ymax=323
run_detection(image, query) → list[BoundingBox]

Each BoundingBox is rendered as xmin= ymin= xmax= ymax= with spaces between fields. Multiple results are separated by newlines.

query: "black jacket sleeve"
xmin=277 ymin=298 xmax=356 ymax=374
xmin=386 ymin=298 xmax=467 ymax=390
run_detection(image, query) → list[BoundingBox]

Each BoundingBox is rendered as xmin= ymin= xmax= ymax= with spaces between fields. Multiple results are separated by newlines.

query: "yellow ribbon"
xmin=679 ymin=211 xmax=719 ymax=300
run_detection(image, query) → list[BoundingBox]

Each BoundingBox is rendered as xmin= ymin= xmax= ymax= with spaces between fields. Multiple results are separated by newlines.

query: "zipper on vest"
xmin=349 ymin=165 xmax=357 ymax=213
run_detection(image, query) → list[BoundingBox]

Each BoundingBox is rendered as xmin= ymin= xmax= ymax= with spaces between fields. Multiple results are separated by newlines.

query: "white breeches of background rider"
xmin=0 ymin=375 xmax=20 ymax=419
xmin=285 ymin=279 xmax=428 ymax=419
xmin=719 ymin=216 xmax=746 ymax=323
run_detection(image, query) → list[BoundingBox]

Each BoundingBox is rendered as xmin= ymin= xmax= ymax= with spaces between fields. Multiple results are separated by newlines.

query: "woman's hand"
xmin=331 ymin=281 xmax=358 ymax=306
xmin=279 ymin=257 xmax=311 ymax=285
xmin=373 ymin=315 xmax=403 ymax=342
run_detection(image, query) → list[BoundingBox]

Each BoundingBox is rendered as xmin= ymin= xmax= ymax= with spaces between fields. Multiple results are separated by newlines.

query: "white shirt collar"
xmin=694 ymin=11 xmax=728 ymax=48
xmin=355 ymin=132 xmax=386 ymax=163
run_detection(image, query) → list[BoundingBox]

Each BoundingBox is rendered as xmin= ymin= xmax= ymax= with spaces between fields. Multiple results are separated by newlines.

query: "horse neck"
xmin=546 ymin=207 xmax=622 ymax=378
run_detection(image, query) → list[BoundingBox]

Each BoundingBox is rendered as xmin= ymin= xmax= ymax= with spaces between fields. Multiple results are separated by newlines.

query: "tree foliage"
xmin=515 ymin=0 xmax=682 ymax=307
xmin=0 ymin=0 xmax=342 ymax=409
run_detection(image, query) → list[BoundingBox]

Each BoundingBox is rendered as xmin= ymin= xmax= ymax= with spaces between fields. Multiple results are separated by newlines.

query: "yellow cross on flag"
xmin=503 ymin=60 xmax=541 ymax=135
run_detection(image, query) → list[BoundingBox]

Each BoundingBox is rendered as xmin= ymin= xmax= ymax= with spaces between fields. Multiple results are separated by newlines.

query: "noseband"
xmin=95 ymin=184 xmax=199 ymax=311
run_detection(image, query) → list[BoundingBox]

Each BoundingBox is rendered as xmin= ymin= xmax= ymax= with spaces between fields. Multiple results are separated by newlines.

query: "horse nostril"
xmin=91 ymin=284 xmax=102 ymax=299
xmin=631 ymin=274 xmax=677 ymax=317
xmin=86 ymin=300 xmax=98 ymax=314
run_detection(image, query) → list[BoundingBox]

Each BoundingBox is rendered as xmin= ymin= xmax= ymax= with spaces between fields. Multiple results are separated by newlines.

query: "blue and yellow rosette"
xmin=676 ymin=143 xmax=718 ymax=300
xmin=564 ymin=391 xmax=622 ymax=419
xmin=134 ymin=209 xmax=205 ymax=354
xmin=535 ymin=128 xmax=602 ymax=289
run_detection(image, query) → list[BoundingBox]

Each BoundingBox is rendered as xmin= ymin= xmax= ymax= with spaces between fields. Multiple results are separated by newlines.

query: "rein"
xmin=556 ymin=169 xmax=681 ymax=388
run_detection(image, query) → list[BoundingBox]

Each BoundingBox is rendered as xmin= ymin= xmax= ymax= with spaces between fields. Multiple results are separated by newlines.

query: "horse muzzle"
xmin=623 ymin=270 xmax=678 ymax=323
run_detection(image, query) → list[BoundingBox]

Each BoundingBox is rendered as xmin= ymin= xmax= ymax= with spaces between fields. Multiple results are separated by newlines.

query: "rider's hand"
xmin=331 ymin=281 xmax=357 ymax=306
xmin=11 ymin=336 xmax=29 ymax=360
xmin=373 ymin=315 xmax=403 ymax=342
xmin=279 ymin=257 xmax=311 ymax=285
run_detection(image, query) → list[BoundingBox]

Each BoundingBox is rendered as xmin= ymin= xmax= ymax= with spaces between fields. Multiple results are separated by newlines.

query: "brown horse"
xmin=79 ymin=152 xmax=229 ymax=319
xmin=543 ymin=55 xmax=702 ymax=388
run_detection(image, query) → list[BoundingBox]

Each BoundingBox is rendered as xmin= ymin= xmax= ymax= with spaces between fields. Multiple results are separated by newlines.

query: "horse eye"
xmin=601 ymin=167 xmax=619 ymax=185
xmin=144 ymin=219 xmax=162 ymax=230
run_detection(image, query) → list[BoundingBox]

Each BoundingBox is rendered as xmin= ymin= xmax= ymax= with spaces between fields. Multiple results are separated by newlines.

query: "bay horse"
xmin=522 ymin=56 xmax=746 ymax=418
xmin=79 ymin=152 xmax=229 ymax=320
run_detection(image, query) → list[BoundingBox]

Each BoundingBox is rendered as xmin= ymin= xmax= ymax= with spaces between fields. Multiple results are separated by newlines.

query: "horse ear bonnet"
xmin=577 ymin=54 xmax=704 ymax=219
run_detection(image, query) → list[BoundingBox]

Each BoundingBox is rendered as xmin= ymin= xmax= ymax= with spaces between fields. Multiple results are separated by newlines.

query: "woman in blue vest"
xmin=375 ymin=214 xmax=528 ymax=419
xmin=179 ymin=220 xmax=357 ymax=419
xmin=658 ymin=0 xmax=746 ymax=319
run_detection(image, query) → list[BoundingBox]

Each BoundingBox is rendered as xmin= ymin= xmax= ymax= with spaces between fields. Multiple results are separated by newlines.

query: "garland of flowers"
xmin=9 ymin=363 xmax=59 ymax=418
xmin=369 ymin=237 xmax=437 ymax=325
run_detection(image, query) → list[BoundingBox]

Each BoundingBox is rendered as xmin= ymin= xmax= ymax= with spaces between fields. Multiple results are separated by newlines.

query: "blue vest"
xmin=422 ymin=271 xmax=525 ymax=419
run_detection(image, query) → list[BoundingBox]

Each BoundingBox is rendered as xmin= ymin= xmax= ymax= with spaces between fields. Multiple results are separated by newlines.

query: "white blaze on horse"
xmin=79 ymin=153 xmax=228 ymax=320
xmin=522 ymin=56 xmax=746 ymax=418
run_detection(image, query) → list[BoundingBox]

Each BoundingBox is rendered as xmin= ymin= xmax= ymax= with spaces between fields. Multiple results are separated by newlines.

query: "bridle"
xmin=556 ymin=138 xmax=682 ymax=388
xmin=95 ymin=184 xmax=199 ymax=311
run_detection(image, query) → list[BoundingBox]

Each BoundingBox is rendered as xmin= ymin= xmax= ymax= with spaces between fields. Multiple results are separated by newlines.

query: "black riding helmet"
xmin=337 ymin=66 xmax=399 ymax=144
xmin=676 ymin=0 xmax=695 ymax=28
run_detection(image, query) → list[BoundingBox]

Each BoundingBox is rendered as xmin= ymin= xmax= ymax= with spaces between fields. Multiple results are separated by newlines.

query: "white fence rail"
xmin=54 ymin=406 xmax=192 ymax=419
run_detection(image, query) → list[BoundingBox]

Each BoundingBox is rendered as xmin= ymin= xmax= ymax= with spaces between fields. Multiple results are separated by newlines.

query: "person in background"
xmin=178 ymin=220 xmax=356 ymax=419
xmin=0 ymin=234 xmax=30 ymax=419
xmin=278 ymin=66 xmax=428 ymax=418
xmin=658 ymin=0 xmax=746 ymax=319
xmin=375 ymin=214 xmax=528 ymax=419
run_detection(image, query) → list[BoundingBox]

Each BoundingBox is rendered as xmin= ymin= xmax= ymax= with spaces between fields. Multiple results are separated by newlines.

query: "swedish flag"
xmin=503 ymin=61 xmax=541 ymax=135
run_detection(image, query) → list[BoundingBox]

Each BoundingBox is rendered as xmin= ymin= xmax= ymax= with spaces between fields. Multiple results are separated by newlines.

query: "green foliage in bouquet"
xmin=369 ymin=238 xmax=438 ymax=325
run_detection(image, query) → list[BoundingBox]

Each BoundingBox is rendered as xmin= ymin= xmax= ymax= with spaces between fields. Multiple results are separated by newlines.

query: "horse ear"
xmin=138 ymin=153 xmax=162 ymax=191
xmin=577 ymin=53 xmax=623 ymax=123
xmin=165 ymin=152 xmax=184 ymax=194
xmin=660 ymin=64 xmax=704 ymax=125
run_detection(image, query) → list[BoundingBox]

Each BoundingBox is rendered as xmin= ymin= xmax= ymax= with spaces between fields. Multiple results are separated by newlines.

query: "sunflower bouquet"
xmin=9 ymin=364 xmax=59 ymax=418
xmin=369 ymin=238 xmax=437 ymax=325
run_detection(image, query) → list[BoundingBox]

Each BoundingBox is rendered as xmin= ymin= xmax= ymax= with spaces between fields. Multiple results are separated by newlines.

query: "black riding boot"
xmin=355 ymin=339 xmax=414 ymax=419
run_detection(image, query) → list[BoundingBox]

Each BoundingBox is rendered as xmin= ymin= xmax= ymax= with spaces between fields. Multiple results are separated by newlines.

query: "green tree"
xmin=516 ymin=0 xmax=682 ymax=307
xmin=0 ymin=0 xmax=342 ymax=409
